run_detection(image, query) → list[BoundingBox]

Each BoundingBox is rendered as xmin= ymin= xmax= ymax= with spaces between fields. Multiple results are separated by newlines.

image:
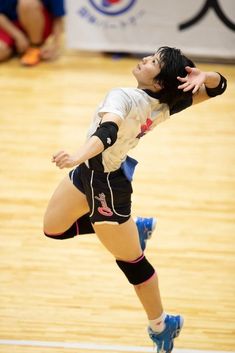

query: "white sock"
xmin=149 ymin=312 xmax=166 ymax=333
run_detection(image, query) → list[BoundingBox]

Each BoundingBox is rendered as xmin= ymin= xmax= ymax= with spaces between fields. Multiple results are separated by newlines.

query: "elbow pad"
xmin=92 ymin=121 xmax=118 ymax=150
xmin=205 ymin=73 xmax=227 ymax=97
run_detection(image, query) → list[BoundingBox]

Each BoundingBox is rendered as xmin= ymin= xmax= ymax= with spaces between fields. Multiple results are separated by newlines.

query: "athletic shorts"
xmin=0 ymin=7 xmax=53 ymax=48
xmin=69 ymin=163 xmax=133 ymax=224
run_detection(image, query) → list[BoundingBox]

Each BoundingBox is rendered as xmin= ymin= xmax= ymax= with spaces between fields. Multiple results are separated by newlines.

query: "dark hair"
xmin=145 ymin=46 xmax=195 ymax=111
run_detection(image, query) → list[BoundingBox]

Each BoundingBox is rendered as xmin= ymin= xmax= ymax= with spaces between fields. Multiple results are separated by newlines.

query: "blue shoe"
xmin=148 ymin=314 xmax=184 ymax=353
xmin=136 ymin=217 xmax=157 ymax=251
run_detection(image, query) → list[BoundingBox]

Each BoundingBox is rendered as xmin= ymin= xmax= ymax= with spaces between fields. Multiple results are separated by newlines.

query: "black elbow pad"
xmin=205 ymin=73 xmax=227 ymax=97
xmin=92 ymin=121 xmax=118 ymax=149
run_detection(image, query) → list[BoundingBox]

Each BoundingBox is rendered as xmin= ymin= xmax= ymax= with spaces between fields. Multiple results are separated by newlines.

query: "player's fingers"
xmin=55 ymin=155 xmax=67 ymax=166
xmin=185 ymin=66 xmax=193 ymax=73
xmin=192 ymin=85 xmax=200 ymax=94
xmin=52 ymin=150 xmax=66 ymax=162
xmin=177 ymin=76 xmax=187 ymax=83
xmin=183 ymin=83 xmax=195 ymax=92
xmin=178 ymin=81 xmax=190 ymax=89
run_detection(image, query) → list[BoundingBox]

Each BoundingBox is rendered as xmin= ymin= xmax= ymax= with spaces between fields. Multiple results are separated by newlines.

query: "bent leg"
xmin=93 ymin=218 xmax=163 ymax=320
xmin=43 ymin=175 xmax=90 ymax=235
xmin=17 ymin=0 xmax=45 ymax=45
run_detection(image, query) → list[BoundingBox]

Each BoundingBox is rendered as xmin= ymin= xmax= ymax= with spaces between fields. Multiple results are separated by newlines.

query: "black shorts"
xmin=69 ymin=163 xmax=133 ymax=224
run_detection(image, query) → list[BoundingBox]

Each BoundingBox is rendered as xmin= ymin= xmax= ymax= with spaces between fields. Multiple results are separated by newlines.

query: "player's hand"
xmin=52 ymin=151 xmax=78 ymax=169
xmin=40 ymin=39 xmax=60 ymax=60
xmin=177 ymin=66 xmax=207 ymax=94
xmin=14 ymin=31 xmax=29 ymax=54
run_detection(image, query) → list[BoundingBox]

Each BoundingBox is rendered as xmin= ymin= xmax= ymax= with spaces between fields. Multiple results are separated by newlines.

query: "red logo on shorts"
xmin=95 ymin=193 xmax=113 ymax=216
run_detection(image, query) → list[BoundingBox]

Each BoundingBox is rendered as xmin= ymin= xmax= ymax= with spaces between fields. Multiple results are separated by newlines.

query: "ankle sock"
xmin=149 ymin=312 xmax=166 ymax=333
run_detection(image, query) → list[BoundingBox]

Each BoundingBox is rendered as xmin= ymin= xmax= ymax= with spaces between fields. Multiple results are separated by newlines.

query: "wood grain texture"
xmin=0 ymin=51 xmax=234 ymax=352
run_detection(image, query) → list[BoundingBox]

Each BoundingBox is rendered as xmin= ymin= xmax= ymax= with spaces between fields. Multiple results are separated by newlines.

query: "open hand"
xmin=177 ymin=66 xmax=207 ymax=94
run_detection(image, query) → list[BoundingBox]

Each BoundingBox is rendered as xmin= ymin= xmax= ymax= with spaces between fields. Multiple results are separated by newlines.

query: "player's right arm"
xmin=52 ymin=113 xmax=123 ymax=169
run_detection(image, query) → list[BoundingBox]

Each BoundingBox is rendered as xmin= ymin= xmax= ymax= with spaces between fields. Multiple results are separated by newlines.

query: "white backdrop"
xmin=65 ymin=0 xmax=235 ymax=60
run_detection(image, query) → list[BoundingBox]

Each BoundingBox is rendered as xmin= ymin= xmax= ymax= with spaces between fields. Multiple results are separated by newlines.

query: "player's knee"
xmin=44 ymin=230 xmax=62 ymax=239
xmin=43 ymin=216 xmax=64 ymax=239
xmin=18 ymin=0 xmax=42 ymax=13
xmin=116 ymin=254 xmax=155 ymax=285
xmin=43 ymin=222 xmax=78 ymax=240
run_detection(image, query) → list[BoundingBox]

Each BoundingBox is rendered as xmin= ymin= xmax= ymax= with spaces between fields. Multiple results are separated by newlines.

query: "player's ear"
xmin=153 ymin=80 xmax=163 ymax=91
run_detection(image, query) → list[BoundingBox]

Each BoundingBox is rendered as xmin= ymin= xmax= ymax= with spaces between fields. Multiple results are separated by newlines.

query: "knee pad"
xmin=44 ymin=222 xmax=78 ymax=240
xmin=44 ymin=214 xmax=94 ymax=240
xmin=116 ymin=254 xmax=155 ymax=285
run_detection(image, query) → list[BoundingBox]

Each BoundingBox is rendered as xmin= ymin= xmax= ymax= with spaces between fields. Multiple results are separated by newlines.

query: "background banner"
xmin=65 ymin=0 xmax=235 ymax=60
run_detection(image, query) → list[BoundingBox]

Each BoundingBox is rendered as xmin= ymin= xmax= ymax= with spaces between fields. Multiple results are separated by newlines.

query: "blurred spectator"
xmin=0 ymin=0 xmax=65 ymax=66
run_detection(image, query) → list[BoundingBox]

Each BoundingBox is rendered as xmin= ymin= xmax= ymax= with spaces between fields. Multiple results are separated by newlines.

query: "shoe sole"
xmin=174 ymin=316 xmax=184 ymax=338
xmin=147 ymin=217 xmax=157 ymax=240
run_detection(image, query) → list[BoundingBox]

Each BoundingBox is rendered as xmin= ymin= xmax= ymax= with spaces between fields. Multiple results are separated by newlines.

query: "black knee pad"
xmin=44 ymin=222 xmax=78 ymax=240
xmin=44 ymin=214 xmax=94 ymax=240
xmin=116 ymin=254 xmax=155 ymax=285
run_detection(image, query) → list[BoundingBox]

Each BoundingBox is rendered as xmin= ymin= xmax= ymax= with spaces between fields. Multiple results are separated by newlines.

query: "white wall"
xmin=65 ymin=0 xmax=235 ymax=60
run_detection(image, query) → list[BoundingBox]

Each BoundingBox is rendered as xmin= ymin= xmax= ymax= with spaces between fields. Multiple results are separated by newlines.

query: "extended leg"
xmin=93 ymin=218 xmax=163 ymax=319
xmin=93 ymin=218 xmax=183 ymax=352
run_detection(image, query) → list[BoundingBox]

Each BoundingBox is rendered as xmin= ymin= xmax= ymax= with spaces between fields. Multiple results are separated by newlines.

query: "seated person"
xmin=0 ymin=0 xmax=65 ymax=66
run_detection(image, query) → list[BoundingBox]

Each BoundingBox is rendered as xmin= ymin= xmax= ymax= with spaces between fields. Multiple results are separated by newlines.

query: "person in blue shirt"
xmin=0 ymin=0 xmax=65 ymax=66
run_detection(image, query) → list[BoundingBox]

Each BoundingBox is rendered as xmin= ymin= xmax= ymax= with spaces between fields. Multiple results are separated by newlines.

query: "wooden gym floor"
xmin=0 ymin=50 xmax=234 ymax=353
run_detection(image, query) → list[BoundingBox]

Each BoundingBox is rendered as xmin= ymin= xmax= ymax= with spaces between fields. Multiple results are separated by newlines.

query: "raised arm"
xmin=177 ymin=66 xmax=227 ymax=105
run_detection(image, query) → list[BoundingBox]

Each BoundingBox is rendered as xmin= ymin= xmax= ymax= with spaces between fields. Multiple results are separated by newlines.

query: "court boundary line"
xmin=0 ymin=339 xmax=234 ymax=353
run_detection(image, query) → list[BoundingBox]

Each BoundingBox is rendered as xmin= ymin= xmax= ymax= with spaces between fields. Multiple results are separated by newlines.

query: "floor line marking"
xmin=0 ymin=339 xmax=234 ymax=353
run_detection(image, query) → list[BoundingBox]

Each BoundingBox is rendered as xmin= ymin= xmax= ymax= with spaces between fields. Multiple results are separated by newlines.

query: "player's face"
xmin=132 ymin=53 xmax=161 ymax=91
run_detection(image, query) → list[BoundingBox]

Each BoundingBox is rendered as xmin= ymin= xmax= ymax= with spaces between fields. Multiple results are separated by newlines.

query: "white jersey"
xmin=86 ymin=87 xmax=170 ymax=173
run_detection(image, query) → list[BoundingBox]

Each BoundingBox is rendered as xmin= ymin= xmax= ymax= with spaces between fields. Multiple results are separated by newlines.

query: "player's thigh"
xmin=44 ymin=175 xmax=89 ymax=233
xmin=93 ymin=217 xmax=142 ymax=261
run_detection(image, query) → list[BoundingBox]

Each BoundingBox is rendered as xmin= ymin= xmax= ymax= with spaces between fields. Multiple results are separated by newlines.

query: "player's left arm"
xmin=177 ymin=67 xmax=227 ymax=105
